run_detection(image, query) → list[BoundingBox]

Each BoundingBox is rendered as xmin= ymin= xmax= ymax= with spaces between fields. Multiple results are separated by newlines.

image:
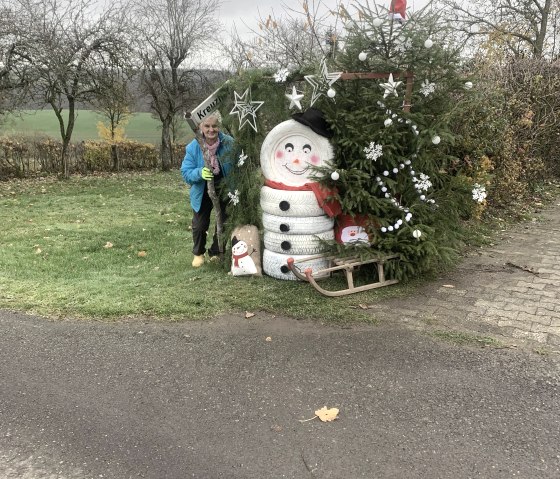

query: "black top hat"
xmin=292 ymin=108 xmax=333 ymax=139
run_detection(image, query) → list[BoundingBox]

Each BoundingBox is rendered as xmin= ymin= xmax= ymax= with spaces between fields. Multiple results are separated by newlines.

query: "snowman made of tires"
xmin=260 ymin=108 xmax=338 ymax=280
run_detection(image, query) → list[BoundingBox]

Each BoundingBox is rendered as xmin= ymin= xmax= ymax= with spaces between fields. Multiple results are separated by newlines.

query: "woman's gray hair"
xmin=200 ymin=110 xmax=222 ymax=127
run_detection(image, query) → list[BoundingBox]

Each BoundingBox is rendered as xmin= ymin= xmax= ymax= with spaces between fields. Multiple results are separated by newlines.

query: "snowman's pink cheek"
xmin=276 ymin=150 xmax=284 ymax=159
xmin=310 ymin=155 xmax=320 ymax=165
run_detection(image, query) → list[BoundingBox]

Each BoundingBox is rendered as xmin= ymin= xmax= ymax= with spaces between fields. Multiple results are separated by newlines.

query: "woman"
xmin=181 ymin=111 xmax=234 ymax=267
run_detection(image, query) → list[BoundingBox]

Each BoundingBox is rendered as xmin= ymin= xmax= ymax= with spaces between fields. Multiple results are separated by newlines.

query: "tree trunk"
xmin=111 ymin=144 xmax=120 ymax=171
xmin=534 ymin=0 xmax=552 ymax=58
xmin=160 ymin=117 xmax=172 ymax=171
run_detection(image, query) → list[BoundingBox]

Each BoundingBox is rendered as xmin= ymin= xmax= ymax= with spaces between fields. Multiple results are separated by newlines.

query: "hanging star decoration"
xmin=304 ymin=58 xmax=342 ymax=106
xmin=379 ymin=73 xmax=402 ymax=98
xmin=229 ymin=88 xmax=264 ymax=132
xmin=285 ymin=85 xmax=304 ymax=110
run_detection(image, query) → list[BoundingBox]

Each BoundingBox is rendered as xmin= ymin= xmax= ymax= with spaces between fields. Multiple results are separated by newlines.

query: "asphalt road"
xmin=1 ymin=310 xmax=559 ymax=479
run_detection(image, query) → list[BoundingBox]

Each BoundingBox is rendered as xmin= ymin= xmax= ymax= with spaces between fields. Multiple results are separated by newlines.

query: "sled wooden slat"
xmin=286 ymin=254 xmax=399 ymax=297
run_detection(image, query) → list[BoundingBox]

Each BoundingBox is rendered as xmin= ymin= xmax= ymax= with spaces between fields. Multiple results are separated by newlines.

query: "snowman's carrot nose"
xmin=292 ymin=158 xmax=301 ymax=164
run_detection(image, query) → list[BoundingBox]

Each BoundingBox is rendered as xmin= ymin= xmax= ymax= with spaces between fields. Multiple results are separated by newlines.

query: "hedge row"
xmin=0 ymin=138 xmax=187 ymax=178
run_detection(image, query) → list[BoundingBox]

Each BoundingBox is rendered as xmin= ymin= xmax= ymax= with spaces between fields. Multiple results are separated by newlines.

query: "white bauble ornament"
xmin=424 ymin=39 xmax=434 ymax=49
xmin=381 ymin=227 xmax=387 ymax=233
xmin=384 ymin=118 xmax=393 ymax=127
xmin=464 ymin=81 xmax=473 ymax=90
xmin=388 ymin=226 xmax=394 ymax=231
xmin=327 ymin=88 xmax=336 ymax=98
xmin=331 ymin=171 xmax=340 ymax=181
xmin=383 ymin=170 xmax=389 ymax=176
xmin=420 ymin=195 xmax=426 ymax=201
xmin=373 ymin=18 xmax=383 ymax=27
xmin=432 ymin=135 xmax=441 ymax=145
xmin=392 ymin=168 xmax=398 ymax=174
xmin=358 ymin=51 xmax=368 ymax=61
xmin=413 ymin=229 xmax=422 ymax=239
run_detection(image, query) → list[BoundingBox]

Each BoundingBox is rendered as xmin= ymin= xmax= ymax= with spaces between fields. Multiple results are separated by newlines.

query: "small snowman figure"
xmin=231 ymin=236 xmax=258 ymax=276
xmin=260 ymin=108 xmax=339 ymax=280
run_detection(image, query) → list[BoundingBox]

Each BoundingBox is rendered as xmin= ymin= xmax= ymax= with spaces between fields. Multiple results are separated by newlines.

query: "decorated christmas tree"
xmin=211 ymin=1 xmax=480 ymax=281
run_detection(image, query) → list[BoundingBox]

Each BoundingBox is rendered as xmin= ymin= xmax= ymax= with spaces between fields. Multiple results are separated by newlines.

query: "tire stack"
xmin=260 ymin=185 xmax=334 ymax=280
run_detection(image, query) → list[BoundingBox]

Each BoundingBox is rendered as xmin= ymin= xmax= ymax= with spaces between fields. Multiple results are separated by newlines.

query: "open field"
xmin=0 ymin=110 xmax=194 ymax=145
xmin=0 ymin=171 xmax=416 ymax=322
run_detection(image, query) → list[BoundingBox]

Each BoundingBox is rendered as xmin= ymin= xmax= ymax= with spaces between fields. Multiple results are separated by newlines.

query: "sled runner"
xmin=286 ymin=253 xmax=399 ymax=297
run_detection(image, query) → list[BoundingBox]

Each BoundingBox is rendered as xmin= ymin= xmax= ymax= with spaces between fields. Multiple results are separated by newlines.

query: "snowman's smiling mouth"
xmin=283 ymin=163 xmax=310 ymax=175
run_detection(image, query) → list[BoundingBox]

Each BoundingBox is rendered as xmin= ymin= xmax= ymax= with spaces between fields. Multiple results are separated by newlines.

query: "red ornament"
xmin=389 ymin=0 xmax=407 ymax=21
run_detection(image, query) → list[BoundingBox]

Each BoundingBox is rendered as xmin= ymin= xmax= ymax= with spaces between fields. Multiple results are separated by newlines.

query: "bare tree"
xmin=435 ymin=0 xmax=557 ymax=58
xmin=0 ymin=2 xmax=31 ymax=114
xmin=92 ymin=59 xmax=136 ymax=171
xmin=222 ymin=0 xmax=346 ymax=72
xmin=130 ymin=0 xmax=222 ymax=171
xmin=9 ymin=0 xmax=131 ymax=177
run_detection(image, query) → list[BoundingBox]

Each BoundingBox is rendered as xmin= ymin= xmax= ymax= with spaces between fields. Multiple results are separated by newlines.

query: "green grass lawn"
xmin=0 ymin=171 xmax=412 ymax=322
xmin=1 ymin=110 xmax=194 ymax=145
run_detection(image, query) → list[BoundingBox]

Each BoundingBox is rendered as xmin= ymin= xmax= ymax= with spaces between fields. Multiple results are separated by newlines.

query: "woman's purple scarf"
xmin=204 ymin=138 xmax=221 ymax=174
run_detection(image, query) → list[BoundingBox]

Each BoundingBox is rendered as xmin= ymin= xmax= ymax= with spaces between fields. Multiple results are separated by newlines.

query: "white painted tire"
xmin=262 ymin=212 xmax=334 ymax=235
xmin=264 ymin=230 xmax=334 ymax=255
xmin=262 ymin=248 xmax=330 ymax=281
xmin=260 ymin=186 xmax=324 ymax=217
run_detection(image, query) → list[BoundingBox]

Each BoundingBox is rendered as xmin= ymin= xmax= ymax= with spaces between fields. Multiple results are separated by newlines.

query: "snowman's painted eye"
xmin=303 ymin=144 xmax=311 ymax=154
xmin=285 ymin=143 xmax=294 ymax=152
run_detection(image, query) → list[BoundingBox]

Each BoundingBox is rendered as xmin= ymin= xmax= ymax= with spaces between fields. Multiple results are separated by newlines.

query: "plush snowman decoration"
xmin=260 ymin=108 xmax=339 ymax=280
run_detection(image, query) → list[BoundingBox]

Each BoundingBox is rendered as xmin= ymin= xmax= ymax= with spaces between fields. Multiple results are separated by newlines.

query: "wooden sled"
xmin=286 ymin=253 xmax=399 ymax=297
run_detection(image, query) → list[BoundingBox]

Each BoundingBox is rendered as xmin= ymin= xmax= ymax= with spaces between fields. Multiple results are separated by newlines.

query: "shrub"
xmin=0 ymin=137 xmax=186 ymax=178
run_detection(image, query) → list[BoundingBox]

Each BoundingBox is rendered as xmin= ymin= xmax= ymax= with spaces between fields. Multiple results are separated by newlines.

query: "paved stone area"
xmin=367 ymin=201 xmax=560 ymax=350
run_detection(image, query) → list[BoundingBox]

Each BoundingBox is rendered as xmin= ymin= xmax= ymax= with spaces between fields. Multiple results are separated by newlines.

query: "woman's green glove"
xmin=201 ymin=167 xmax=213 ymax=181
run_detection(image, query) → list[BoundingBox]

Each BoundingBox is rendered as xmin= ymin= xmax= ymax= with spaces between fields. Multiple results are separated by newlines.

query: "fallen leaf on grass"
xmin=104 ymin=242 xmax=114 ymax=249
xmin=358 ymin=304 xmax=370 ymax=309
xmin=442 ymin=284 xmax=455 ymax=288
xmin=137 ymin=251 xmax=147 ymax=257
xmin=245 ymin=311 xmax=255 ymax=319
xmin=265 ymin=336 xmax=272 ymax=342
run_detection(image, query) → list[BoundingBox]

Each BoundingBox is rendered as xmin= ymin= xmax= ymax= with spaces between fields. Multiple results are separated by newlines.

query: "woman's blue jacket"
xmin=180 ymin=132 xmax=234 ymax=213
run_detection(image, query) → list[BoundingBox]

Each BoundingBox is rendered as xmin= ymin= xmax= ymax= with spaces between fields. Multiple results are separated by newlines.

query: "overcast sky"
xmin=218 ymin=0 xmax=430 ymax=38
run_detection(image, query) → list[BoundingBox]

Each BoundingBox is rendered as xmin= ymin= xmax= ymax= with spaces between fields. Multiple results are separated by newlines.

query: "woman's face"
xmin=200 ymin=116 xmax=220 ymax=143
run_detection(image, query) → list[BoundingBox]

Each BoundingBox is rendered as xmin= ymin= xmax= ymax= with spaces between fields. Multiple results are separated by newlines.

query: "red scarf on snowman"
xmin=265 ymin=179 xmax=342 ymax=218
